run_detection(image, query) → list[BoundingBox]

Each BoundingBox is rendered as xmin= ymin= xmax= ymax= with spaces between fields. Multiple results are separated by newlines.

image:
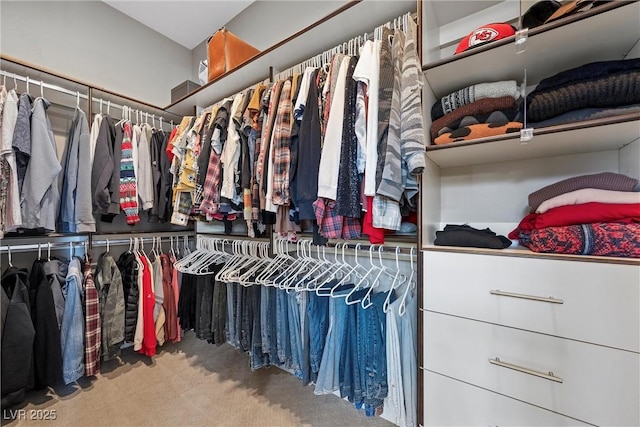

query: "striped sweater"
xmin=119 ymin=122 xmax=140 ymax=224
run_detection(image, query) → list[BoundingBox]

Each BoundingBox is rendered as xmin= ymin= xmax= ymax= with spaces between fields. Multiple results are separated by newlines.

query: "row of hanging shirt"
xmin=91 ymin=106 xmax=176 ymax=225
xmin=0 ymin=76 xmax=179 ymax=238
xmin=0 ymin=83 xmax=71 ymax=236
xmin=167 ymin=13 xmax=426 ymax=244
xmin=0 ymin=235 xmax=188 ymax=410
xmin=174 ymin=236 xmax=417 ymax=426
xmin=1 ymin=242 xmax=99 ymax=398
xmin=98 ymin=237 xmax=183 ymax=360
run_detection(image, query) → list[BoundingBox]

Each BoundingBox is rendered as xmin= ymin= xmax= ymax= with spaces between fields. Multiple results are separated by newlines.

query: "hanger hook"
xmin=48 ymin=242 xmax=51 ymax=261
xmin=40 ymin=80 xmax=44 ymax=98
xmin=106 ymin=239 xmax=110 ymax=253
xmin=7 ymin=245 xmax=12 ymax=267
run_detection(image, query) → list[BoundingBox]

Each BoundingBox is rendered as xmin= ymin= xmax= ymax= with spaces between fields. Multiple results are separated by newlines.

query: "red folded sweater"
xmin=509 ymin=202 xmax=640 ymax=239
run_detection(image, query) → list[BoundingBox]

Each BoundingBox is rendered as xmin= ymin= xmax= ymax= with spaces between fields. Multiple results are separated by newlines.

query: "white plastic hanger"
xmin=359 ymin=246 xmax=389 ymax=309
xmin=398 ymin=248 xmax=416 ymax=317
xmin=383 ymin=247 xmax=406 ymax=313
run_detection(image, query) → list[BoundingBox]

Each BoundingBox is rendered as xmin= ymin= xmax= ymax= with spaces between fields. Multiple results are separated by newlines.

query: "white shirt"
xmin=220 ymin=93 xmax=244 ymax=201
xmin=317 ymin=56 xmax=352 ymax=200
xmin=352 ymin=40 xmax=381 ymax=197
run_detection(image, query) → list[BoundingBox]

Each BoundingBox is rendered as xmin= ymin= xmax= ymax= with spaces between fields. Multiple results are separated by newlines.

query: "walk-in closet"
xmin=1 ymin=1 xmax=638 ymax=426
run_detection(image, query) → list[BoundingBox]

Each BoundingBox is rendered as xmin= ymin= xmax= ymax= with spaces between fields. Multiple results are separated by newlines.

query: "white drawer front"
xmin=423 ymin=251 xmax=640 ymax=352
xmin=424 ymin=311 xmax=640 ymax=426
xmin=423 ymin=370 xmax=589 ymax=426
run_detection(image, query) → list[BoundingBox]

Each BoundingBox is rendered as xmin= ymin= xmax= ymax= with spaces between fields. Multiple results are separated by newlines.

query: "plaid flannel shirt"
xmin=271 ymin=79 xmax=293 ymax=206
xmin=313 ymin=197 xmax=361 ymax=240
xmin=198 ymin=148 xmax=221 ymax=216
xmin=83 ymin=260 xmax=101 ymax=376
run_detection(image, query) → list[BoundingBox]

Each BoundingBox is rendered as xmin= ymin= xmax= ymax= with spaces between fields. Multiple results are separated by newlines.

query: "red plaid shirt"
xmin=313 ymin=197 xmax=361 ymax=240
xmin=83 ymin=260 xmax=101 ymax=376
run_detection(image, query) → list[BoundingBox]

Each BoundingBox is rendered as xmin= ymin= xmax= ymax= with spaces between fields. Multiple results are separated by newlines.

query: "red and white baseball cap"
xmin=455 ymin=23 xmax=516 ymax=54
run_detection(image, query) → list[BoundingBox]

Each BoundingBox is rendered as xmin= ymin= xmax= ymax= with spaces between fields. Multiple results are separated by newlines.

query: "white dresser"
xmin=418 ymin=1 xmax=640 ymax=425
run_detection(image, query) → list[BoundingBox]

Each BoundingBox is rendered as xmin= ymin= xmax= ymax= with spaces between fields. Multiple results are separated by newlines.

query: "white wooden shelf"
xmin=423 ymin=1 xmax=640 ymax=99
xmin=426 ymin=114 xmax=640 ymax=168
xmin=423 ymin=244 xmax=640 ymax=266
xmin=165 ymin=0 xmax=415 ymax=116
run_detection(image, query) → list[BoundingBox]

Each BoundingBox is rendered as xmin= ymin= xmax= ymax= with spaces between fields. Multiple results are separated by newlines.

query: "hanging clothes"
xmin=20 ymin=97 xmax=61 ymax=231
xmin=152 ymin=255 xmax=165 ymax=346
xmin=138 ymin=122 xmax=154 ymax=213
xmin=12 ymin=92 xmax=33 ymax=194
xmin=1 ymin=266 xmax=35 ymax=407
xmin=59 ymin=108 xmax=95 ymax=232
xmin=82 ymin=257 xmax=101 ymax=377
xmin=91 ymin=115 xmax=116 ymax=218
xmin=28 ymin=258 xmax=63 ymax=389
xmin=160 ymin=253 xmax=179 ymax=343
xmin=44 ymin=258 xmax=67 ymax=328
xmin=1 ymin=88 xmax=23 ymax=235
xmin=117 ymin=251 xmax=139 ymax=343
xmin=138 ymin=255 xmax=156 ymax=357
xmin=94 ymin=252 xmax=125 ymax=361
xmin=60 ymin=257 xmax=85 ymax=384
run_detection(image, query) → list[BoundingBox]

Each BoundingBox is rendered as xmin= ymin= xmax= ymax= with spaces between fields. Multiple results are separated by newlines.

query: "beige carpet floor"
xmin=1 ymin=333 xmax=395 ymax=427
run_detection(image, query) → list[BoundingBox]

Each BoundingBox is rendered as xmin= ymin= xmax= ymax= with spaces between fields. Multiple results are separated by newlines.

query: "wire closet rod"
xmin=0 ymin=69 xmax=88 ymax=101
xmin=90 ymin=235 xmax=192 ymax=249
xmin=278 ymin=237 xmax=417 ymax=258
xmin=0 ymin=69 xmax=179 ymax=129
xmin=0 ymin=241 xmax=85 ymax=255
xmin=274 ymin=10 xmax=417 ymax=80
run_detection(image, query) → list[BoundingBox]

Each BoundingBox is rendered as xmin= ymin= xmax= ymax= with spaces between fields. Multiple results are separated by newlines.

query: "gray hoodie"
xmin=59 ymin=109 xmax=95 ymax=232
xmin=21 ymin=98 xmax=61 ymax=231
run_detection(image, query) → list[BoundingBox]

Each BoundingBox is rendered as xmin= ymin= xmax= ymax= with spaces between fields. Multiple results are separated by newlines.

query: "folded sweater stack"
xmin=509 ymin=172 xmax=640 ymax=258
xmin=430 ymin=80 xmax=523 ymax=145
xmin=527 ymin=58 xmax=640 ymax=128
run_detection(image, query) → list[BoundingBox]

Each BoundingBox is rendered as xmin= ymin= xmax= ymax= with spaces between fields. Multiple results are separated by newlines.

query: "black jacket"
xmin=117 ymin=252 xmax=139 ymax=342
xmin=28 ymin=259 xmax=63 ymax=389
xmin=1 ymin=267 xmax=36 ymax=408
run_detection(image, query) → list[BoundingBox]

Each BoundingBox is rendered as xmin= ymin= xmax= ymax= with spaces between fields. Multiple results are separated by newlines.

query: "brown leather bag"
xmin=207 ymin=28 xmax=260 ymax=82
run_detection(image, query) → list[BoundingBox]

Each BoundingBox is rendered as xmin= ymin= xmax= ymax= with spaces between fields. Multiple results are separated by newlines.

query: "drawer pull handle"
xmin=490 ymin=290 xmax=563 ymax=304
xmin=489 ymin=357 xmax=563 ymax=383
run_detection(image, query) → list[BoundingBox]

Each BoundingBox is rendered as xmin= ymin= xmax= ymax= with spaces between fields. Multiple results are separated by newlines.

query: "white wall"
xmin=0 ymin=1 xmax=192 ymax=106
xmin=190 ymin=0 xmax=348 ymax=83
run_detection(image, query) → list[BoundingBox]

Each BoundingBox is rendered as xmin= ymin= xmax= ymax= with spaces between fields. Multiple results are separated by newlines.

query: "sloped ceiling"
xmin=103 ymin=0 xmax=254 ymax=49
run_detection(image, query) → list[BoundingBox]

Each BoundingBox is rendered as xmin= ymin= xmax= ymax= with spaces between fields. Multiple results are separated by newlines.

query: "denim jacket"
xmin=60 ymin=257 xmax=85 ymax=384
